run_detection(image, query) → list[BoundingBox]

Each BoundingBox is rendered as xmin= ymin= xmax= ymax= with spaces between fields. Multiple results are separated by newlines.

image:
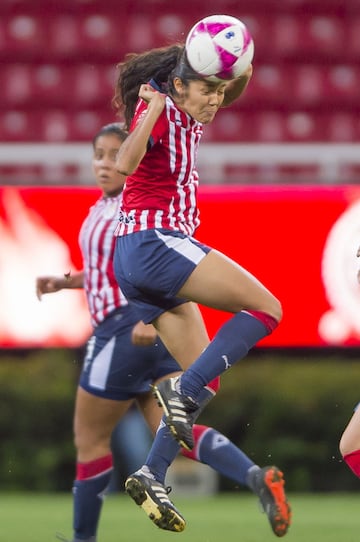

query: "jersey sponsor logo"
xmin=118 ymin=209 xmax=136 ymax=225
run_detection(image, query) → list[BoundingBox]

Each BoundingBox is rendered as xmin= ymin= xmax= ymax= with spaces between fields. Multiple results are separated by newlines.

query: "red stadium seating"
xmin=0 ymin=2 xmax=359 ymax=144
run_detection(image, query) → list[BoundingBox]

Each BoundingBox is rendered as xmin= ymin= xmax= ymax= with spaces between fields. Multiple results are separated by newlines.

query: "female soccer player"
xmin=339 ymin=245 xmax=360 ymax=477
xmin=36 ymin=123 xmax=290 ymax=541
xmin=112 ymin=45 xmax=291 ymax=536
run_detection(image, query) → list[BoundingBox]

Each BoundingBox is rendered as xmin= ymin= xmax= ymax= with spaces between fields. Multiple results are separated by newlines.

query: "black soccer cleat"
xmin=249 ymin=466 xmax=292 ymax=537
xmin=125 ymin=472 xmax=186 ymax=532
xmin=152 ymin=376 xmax=199 ymax=450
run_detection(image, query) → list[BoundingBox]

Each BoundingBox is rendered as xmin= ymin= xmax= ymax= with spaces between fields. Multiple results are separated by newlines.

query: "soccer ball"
xmin=185 ymin=14 xmax=254 ymax=82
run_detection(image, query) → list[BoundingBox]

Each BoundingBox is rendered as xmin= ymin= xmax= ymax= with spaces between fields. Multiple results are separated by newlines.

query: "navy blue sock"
xmin=180 ymin=311 xmax=272 ymax=400
xmin=187 ymin=426 xmax=257 ymax=486
xmin=73 ymin=470 xmax=112 ymax=540
xmin=145 ymin=385 xmax=216 ymax=483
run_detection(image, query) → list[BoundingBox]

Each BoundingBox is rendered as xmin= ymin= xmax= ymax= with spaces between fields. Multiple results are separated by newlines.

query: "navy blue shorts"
xmin=113 ymin=228 xmax=211 ymax=323
xmin=79 ymin=306 xmax=181 ymax=400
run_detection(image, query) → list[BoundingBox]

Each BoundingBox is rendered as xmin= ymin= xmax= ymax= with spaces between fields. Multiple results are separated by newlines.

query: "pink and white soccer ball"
xmin=185 ymin=14 xmax=254 ymax=82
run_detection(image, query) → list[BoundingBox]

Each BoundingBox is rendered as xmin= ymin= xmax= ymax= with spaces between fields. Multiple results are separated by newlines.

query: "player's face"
xmin=175 ymin=79 xmax=226 ymax=124
xmin=92 ymin=134 xmax=125 ymax=197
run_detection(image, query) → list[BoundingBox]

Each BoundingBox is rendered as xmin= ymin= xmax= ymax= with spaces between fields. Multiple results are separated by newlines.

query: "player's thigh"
xmin=178 ymin=249 xmax=282 ymax=319
xmin=74 ymin=386 xmax=133 ymax=449
xmin=340 ymin=405 xmax=360 ymax=455
xmin=154 ymin=302 xmax=210 ymax=370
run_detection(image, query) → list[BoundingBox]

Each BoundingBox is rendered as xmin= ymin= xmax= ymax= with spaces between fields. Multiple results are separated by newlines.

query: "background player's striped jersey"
xmin=79 ymin=193 xmax=128 ymax=326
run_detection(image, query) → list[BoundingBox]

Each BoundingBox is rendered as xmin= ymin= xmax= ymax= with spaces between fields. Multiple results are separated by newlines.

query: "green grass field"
xmin=1 ymin=492 xmax=359 ymax=542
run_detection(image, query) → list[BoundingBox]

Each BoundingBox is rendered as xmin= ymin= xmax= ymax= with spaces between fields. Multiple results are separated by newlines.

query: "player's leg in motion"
xmin=154 ymin=308 xmax=278 ymax=450
xmin=153 ymin=250 xmax=282 ymax=450
xmin=124 ymin=378 xmax=219 ymax=533
xmin=126 ymin=379 xmax=291 ymax=537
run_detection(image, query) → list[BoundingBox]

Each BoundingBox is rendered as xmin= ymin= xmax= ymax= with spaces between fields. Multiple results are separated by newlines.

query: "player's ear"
xmin=173 ymin=77 xmax=184 ymax=94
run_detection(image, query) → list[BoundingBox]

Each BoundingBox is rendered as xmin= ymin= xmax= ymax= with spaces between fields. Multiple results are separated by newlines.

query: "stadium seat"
xmin=252 ymin=112 xmax=287 ymax=142
xmin=68 ymin=110 xmax=116 ymax=141
xmin=39 ymin=110 xmax=71 ymax=142
xmin=72 ymin=64 xmax=115 ymax=106
xmin=325 ymin=65 xmax=359 ymax=103
xmin=77 ymin=13 xmax=126 ymax=57
xmin=153 ymin=13 xmax=188 ymax=47
xmin=327 ymin=113 xmax=357 ymax=142
xmin=290 ymin=65 xmax=326 ymax=106
xmin=349 ymin=16 xmax=360 ymax=56
xmin=3 ymin=14 xmax=46 ymax=56
xmin=0 ymin=110 xmax=35 ymax=142
xmin=206 ymin=111 xmax=257 ymax=142
xmin=285 ymin=111 xmax=326 ymax=142
xmin=48 ymin=15 xmax=82 ymax=57
xmin=2 ymin=64 xmax=33 ymax=106
xmin=244 ymin=64 xmax=290 ymax=106
xmin=32 ymin=64 xmax=73 ymax=105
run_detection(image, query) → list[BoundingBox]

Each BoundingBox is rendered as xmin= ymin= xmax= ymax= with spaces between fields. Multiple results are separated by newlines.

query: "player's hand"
xmin=131 ymin=320 xmax=157 ymax=346
xmin=139 ymin=84 xmax=166 ymax=108
xmin=36 ymin=276 xmax=64 ymax=300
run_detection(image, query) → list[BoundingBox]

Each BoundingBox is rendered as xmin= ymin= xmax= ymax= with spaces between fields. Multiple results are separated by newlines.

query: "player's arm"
xmin=222 ymin=63 xmax=253 ymax=107
xmin=131 ymin=320 xmax=157 ymax=346
xmin=116 ymin=85 xmax=166 ymax=176
xmin=36 ymin=271 xmax=84 ymax=300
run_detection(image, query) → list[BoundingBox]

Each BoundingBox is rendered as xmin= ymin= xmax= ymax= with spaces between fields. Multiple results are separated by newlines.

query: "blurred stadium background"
xmin=1 ymin=0 xmax=360 ymax=496
xmin=1 ymin=0 xmax=360 ymax=184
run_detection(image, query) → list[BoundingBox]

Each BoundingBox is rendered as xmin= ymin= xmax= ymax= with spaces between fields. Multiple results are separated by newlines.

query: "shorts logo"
xmin=84 ymin=336 xmax=96 ymax=371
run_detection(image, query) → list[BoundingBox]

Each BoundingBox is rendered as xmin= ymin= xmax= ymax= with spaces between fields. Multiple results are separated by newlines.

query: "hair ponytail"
xmin=113 ymin=45 xmax=183 ymax=129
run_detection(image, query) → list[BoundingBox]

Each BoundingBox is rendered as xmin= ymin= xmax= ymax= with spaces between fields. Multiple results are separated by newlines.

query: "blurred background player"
xmin=36 ymin=123 xmax=290 ymax=541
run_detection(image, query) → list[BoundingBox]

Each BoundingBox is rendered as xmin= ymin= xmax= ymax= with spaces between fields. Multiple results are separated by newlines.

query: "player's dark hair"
xmin=92 ymin=123 xmax=128 ymax=147
xmin=113 ymin=44 xmax=202 ymax=130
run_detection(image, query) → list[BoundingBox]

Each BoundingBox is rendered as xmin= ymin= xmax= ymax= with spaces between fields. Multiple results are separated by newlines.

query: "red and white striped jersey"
xmin=115 ymin=94 xmax=203 ymax=237
xmin=79 ymin=193 xmax=128 ymax=326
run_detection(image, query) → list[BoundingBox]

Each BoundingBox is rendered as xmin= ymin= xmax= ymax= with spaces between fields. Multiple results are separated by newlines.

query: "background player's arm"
xmin=36 ymin=271 xmax=84 ymax=300
xmin=131 ymin=320 xmax=157 ymax=346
